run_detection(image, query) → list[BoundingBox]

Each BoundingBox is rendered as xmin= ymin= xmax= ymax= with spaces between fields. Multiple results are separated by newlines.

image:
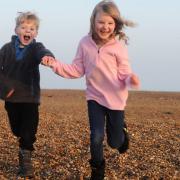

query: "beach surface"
xmin=0 ymin=90 xmax=179 ymax=179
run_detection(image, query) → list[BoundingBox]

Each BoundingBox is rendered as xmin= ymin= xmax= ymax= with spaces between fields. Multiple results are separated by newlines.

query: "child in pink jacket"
xmin=42 ymin=0 xmax=140 ymax=179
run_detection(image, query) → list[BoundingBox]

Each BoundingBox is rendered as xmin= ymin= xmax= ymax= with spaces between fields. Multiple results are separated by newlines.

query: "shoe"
xmin=118 ymin=122 xmax=129 ymax=154
xmin=17 ymin=148 xmax=34 ymax=179
xmin=89 ymin=159 xmax=105 ymax=180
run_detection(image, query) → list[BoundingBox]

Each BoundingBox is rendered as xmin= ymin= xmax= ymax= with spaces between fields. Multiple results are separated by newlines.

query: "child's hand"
xmin=41 ymin=56 xmax=56 ymax=68
xmin=130 ymin=74 xmax=140 ymax=88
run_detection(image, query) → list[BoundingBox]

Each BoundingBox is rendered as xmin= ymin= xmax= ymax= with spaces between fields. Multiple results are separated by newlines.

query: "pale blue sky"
xmin=1 ymin=0 xmax=180 ymax=92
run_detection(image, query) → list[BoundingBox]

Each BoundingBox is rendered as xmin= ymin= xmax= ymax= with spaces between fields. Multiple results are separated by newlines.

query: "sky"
xmin=1 ymin=0 xmax=180 ymax=92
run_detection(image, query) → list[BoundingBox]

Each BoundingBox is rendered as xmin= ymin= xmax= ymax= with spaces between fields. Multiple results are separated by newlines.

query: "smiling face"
xmin=94 ymin=11 xmax=116 ymax=44
xmin=15 ymin=20 xmax=38 ymax=47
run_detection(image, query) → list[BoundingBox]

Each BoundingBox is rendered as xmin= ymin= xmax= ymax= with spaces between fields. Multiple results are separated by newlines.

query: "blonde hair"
xmin=15 ymin=11 xmax=40 ymax=30
xmin=90 ymin=0 xmax=135 ymax=43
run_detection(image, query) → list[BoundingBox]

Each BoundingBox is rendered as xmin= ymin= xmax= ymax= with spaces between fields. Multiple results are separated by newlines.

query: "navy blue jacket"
xmin=0 ymin=35 xmax=54 ymax=103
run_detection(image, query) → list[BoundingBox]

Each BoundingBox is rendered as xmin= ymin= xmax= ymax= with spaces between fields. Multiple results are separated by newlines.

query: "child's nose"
xmin=103 ymin=23 xmax=109 ymax=29
xmin=25 ymin=28 xmax=31 ymax=32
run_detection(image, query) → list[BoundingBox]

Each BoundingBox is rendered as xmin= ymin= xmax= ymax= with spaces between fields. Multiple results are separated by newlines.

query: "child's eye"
xmin=109 ymin=22 xmax=114 ymax=25
xmin=98 ymin=21 xmax=105 ymax=24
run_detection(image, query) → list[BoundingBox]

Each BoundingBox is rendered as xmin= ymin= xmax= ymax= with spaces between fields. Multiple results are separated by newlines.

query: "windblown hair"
xmin=90 ymin=0 xmax=135 ymax=43
xmin=15 ymin=11 xmax=40 ymax=30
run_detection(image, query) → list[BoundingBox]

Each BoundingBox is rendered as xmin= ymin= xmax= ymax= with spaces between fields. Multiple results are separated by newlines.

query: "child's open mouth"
xmin=24 ymin=35 xmax=31 ymax=41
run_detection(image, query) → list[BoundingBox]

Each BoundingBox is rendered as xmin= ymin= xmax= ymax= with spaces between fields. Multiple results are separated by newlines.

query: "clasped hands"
xmin=41 ymin=56 xmax=56 ymax=68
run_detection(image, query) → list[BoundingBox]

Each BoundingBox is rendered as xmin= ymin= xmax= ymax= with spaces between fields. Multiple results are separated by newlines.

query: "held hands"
xmin=41 ymin=56 xmax=56 ymax=68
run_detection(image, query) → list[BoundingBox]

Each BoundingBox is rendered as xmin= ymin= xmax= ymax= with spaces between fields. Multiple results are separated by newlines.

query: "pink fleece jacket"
xmin=52 ymin=35 xmax=135 ymax=110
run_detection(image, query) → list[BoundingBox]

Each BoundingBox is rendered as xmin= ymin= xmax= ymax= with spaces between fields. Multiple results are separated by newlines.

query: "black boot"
xmin=17 ymin=148 xmax=34 ymax=178
xmin=89 ymin=159 xmax=105 ymax=180
xmin=118 ymin=122 xmax=129 ymax=154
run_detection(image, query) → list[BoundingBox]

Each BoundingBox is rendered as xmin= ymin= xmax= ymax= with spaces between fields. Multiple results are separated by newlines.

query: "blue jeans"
xmin=87 ymin=100 xmax=125 ymax=163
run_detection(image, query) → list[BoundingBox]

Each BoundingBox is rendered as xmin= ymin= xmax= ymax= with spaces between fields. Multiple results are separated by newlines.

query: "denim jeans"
xmin=87 ymin=100 xmax=125 ymax=163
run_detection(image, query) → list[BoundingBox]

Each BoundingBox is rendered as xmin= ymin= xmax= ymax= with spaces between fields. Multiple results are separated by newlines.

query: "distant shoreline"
xmin=41 ymin=89 xmax=180 ymax=94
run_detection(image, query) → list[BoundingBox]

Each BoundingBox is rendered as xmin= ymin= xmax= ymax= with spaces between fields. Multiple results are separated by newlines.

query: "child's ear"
xmin=35 ymin=31 xmax=38 ymax=38
xmin=14 ymin=27 xmax=17 ymax=34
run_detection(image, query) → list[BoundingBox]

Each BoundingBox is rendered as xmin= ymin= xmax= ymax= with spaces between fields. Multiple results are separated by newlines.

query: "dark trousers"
xmin=88 ymin=100 xmax=125 ymax=163
xmin=4 ymin=102 xmax=39 ymax=151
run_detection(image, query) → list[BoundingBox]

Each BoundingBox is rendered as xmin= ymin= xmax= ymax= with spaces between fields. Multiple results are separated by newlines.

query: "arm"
xmin=117 ymin=43 xmax=140 ymax=89
xmin=34 ymin=42 xmax=55 ymax=64
xmin=42 ymin=43 xmax=85 ymax=79
xmin=0 ymin=47 xmax=14 ymax=99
